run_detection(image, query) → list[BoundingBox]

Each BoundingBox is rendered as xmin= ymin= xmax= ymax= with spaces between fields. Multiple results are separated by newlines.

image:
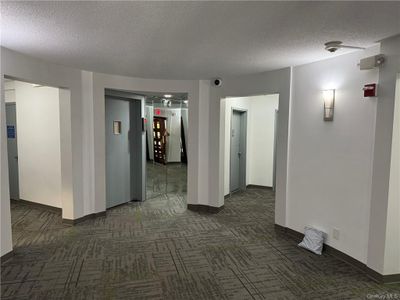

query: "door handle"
xmin=238 ymin=152 xmax=241 ymax=157
xmin=14 ymin=156 xmax=18 ymax=161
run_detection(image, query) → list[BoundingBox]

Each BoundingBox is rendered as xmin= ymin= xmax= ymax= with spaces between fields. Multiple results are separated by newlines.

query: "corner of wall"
xmin=367 ymin=34 xmax=400 ymax=275
xmin=283 ymin=66 xmax=294 ymax=228
xmin=0 ymin=74 xmax=14 ymax=256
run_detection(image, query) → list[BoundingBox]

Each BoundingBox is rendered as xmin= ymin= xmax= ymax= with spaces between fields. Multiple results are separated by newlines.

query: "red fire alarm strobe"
xmin=363 ymin=83 xmax=377 ymax=97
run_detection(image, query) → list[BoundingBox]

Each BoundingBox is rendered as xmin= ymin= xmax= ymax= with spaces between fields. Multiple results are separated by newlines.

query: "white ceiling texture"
xmin=1 ymin=1 xmax=399 ymax=79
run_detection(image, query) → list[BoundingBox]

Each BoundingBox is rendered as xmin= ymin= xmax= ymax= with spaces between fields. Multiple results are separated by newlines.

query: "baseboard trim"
xmin=14 ymin=199 xmax=106 ymax=226
xmin=63 ymin=211 xmax=106 ymax=225
xmin=380 ymin=273 xmax=400 ymax=284
xmin=130 ymin=198 xmax=142 ymax=202
xmin=224 ymin=188 xmax=251 ymax=199
xmin=246 ymin=184 xmax=273 ymax=190
xmin=1 ymin=250 xmax=14 ymax=263
xmin=12 ymin=199 xmax=62 ymax=214
xmin=187 ymin=204 xmax=224 ymax=213
xmin=274 ymin=224 xmax=400 ymax=284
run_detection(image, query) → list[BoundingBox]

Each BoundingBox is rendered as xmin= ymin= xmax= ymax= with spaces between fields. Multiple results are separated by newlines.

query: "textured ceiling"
xmin=1 ymin=1 xmax=399 ymax=79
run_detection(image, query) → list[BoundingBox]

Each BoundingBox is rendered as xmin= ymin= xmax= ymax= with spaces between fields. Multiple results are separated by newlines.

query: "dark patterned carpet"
xmin=1 ymin=185 xmax=399 ymax=299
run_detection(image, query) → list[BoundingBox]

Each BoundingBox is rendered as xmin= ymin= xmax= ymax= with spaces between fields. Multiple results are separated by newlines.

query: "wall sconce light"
xmin=322 ymin=89 xmax=335 ymax=121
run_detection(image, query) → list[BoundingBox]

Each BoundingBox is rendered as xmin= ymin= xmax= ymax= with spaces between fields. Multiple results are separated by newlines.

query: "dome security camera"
xmin=324 ymin=41 xmax=342 ymax=53
xmin=213 ymin=78 xmax=222 ymax=87
xmin=327 ymin=47 xmax=338 ymax=53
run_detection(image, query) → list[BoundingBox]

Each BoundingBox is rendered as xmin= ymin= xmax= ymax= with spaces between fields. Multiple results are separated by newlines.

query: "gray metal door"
xmin=6 ymin=103 xmax=19 ymax=200
xmin=106 ymin=98 xmax=130 ymax=208
xmin=272 ymin=109 xmax=279 ymax=191
xmin=230 ymin=110 xmax=247 ymax=192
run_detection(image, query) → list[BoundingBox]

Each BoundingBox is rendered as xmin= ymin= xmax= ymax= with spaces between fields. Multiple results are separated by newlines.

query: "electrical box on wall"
xmin=363 ymin=83 xmax=377 ymax=97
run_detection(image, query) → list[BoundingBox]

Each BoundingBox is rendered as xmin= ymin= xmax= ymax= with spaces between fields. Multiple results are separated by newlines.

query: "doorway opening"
xmin=104 ymin=89 xmax=188 ymax=209
xmin=144 ymin=92 xmax=188 ymax=201
xmin=4 ymin=77 xmax=70 ymax=248
xmin=222 ymin=94 xmax=279 ymax=196
xmin=230 ymin=109 xmax=247 ymax=193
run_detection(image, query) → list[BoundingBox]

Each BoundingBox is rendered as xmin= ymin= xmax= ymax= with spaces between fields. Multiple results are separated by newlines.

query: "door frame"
xmin=2 ymin=76 xmax=74 ymax=220
xmin=272 ymin=109 xmax=279 ymax=191
xmin=5 ymin=102 xmax=19 ymax=200
xmin=104 ymin=90 xmax=145 ymax=209
xmin=229 ymin=107 xmax=248 ymax=194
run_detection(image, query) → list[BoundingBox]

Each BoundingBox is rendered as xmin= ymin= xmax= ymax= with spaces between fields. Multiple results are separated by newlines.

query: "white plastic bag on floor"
xmin=298 ymin=226 xmax=326 ymax=255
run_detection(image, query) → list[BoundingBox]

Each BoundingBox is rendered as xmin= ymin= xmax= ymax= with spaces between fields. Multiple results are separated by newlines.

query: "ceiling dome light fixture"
xmin=324 ymin=41 xmax=365 ymax=53
xmin=164 ymin=94 xmax=172 ymax=98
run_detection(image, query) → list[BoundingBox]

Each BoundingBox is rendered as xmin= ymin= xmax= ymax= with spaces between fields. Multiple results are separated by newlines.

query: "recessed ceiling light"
xmin=164 ymin=94 xmax=172 ymax=98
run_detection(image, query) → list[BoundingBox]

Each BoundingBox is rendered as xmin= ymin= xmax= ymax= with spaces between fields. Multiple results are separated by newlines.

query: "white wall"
xmin=1 ymin=76 xmax=13 ymax=257
xmin=145 ymin=105 xmax=155 ymax=160
xmin=5 ymin=81 xmax=62 ymax=208
xmin=223 ymin=94 xmax=279 ymax=195
xmin=81 ymin=71 xmax=95 ymax=215
xmin=368 ymin=35 xmax=400 ymax=275
xmin=384 ymin=74 xmax=400 ymax=275
xmin=5 ymin=81 xmax=15 ymax=102
xmin=288 ymin=48 xmax=380 ymax=263
xmin=249 ymin=95 xmax=279 ymax=187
